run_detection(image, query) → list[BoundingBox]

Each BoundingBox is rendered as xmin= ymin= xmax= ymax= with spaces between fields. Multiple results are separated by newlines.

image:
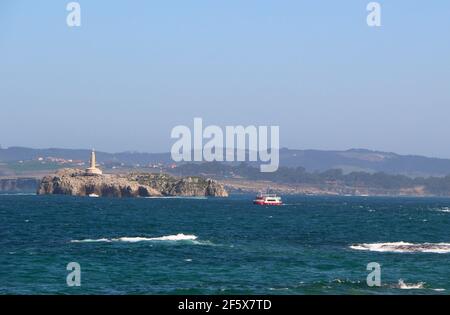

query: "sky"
xmin=0 ymin=1 xmax=449 ymax=157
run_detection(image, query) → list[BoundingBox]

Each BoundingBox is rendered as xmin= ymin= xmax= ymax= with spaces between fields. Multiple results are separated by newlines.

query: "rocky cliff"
xmin=37 ymin=169 xmax=228 ymax=198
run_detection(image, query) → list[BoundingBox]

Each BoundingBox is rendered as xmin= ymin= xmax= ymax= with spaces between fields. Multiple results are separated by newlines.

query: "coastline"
xmin=1 ymin=174 xmax=448 ymax=198
xmin=221 ymin=178 xmax=437 ymax=197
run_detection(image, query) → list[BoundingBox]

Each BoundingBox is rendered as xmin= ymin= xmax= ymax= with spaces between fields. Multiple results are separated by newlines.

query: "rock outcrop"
xmin=127 ymin=173 xmax=228 ymax=197
xmin=37 ymin=169 xmax=228 ymax=198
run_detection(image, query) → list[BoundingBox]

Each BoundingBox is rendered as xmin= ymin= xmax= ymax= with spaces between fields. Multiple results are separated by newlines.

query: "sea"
xmin=1 ymin=193 xmax=450 ymax=295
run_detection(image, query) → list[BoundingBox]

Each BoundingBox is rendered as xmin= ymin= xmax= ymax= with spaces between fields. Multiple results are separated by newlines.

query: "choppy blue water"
xmin=1 ymin=194 xmax=450 ymax=294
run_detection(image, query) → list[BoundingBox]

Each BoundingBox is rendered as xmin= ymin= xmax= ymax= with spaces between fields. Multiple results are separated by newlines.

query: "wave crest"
xmin=71 ymin=233 xmax=199 ymax=243
xmin=397 ymin=279 xmax=425 ymax=289
xmin=435 ymin=207 xmax=450 ymax=213
xmin=350 ymin=242 xmax=450 ymax=253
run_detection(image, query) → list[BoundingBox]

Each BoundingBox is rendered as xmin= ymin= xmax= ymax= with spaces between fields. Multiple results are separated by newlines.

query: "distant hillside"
xmin=277 ymin=148 xmax=450 ymax=177
xmin=174 ymin=162 xmax=450 ymax=197
xmin=0 ymin=147 xmax=172 ymax=165
xmin=2 ymin=146 xmax=450 ymax=177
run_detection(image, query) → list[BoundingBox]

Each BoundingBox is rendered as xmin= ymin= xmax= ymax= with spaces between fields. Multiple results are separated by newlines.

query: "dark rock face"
xmin=37 ymin=169 xmax=228 ymax=198
xmin=167 ymin=177 xmax=226 ymax=196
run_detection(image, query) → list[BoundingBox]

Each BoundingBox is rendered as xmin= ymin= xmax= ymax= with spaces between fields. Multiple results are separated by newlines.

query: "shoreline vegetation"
xmin=173 ymin=163 xmax=450 ymax=197
xmin=2 ymin=162 xmax=450 ymax=197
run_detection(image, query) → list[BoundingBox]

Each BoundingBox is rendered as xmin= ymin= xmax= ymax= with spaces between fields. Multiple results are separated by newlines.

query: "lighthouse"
xmin=85 ymin=149 xmax=103 ymax=175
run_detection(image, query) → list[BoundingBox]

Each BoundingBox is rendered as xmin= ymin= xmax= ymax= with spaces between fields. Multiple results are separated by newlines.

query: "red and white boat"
xmin=253 ymin=193 xmax=283 ymax=206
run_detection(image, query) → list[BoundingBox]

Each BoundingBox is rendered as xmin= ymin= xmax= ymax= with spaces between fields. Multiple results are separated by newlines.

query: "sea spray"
xmin=350 ymin=242 xmax=450 ymax=254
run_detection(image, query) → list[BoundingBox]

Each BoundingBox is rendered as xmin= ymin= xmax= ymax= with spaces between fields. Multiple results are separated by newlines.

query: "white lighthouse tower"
xmin=85 ymin=149 xmax=103 ymax=175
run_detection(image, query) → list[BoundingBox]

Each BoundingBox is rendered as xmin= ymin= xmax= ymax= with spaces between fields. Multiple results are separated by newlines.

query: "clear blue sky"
xmin=1 ymin=1 xmax=449 ymax=156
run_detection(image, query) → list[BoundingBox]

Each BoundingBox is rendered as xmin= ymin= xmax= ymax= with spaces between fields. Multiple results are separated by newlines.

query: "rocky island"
xmin=37 ymin=169 xmax=228 ymax=198
xmin=36 ymin=150 xmax=228 ymax=198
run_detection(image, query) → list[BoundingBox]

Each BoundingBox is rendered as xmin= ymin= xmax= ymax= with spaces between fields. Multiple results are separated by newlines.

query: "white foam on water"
xmin=433 ymin=288 xmax=446 ymax=292
xmin=435 ymin=207 xmax=450 ymax=213
xmin=398 ymin=279 xmax=425 ymax=290
xmin=146 ymin=234 xmax=198 ymax=241
xmin=350 ymin=242 xmax=450 ymax=253
xmin=71 ymin=238 xmax=112 ymax=243
xmin=269 ymin=287 xmax=290 ymax=291
xmin=116 ymin=237 xmax=155 ymax=243
xmin=71 ymin=233 xmax=200 ymax=243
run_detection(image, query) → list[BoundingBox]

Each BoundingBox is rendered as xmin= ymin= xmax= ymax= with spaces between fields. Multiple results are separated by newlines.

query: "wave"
xmin=435 ymin=207 xmax=450 ymax=213
xmin=71 ymin=238 xmax=112 ymax=243
xmin=71 ymin=233 xmax=200 ymax=243
xmin=350 ymin=242 xmax=450 ymax=253
xmin=268 ymin=279 xmax=362 ymax=292
xmin=268 ymin=287 xmax=291 ymax=291
xmin=267 ymin=279 xmax=446 ymax=292
xmin=397 ymin=279 xmax=425 ymax=290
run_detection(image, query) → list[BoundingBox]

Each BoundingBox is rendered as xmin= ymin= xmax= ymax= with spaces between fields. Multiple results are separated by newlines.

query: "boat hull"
xmin=253 ymin=200 xmax=283 ymax=206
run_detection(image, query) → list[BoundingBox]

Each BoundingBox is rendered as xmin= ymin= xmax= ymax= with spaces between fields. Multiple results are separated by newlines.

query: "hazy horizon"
xmin=1 ymin=1 xmax=449 ymax=157
xmin=2 ymin=144 xmax=450 ymax=160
